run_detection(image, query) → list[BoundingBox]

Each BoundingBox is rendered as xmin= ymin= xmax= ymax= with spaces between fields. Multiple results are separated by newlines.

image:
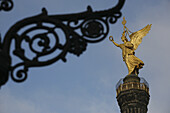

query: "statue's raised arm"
xmin=109 ymin=36 xmax=120 ymax=47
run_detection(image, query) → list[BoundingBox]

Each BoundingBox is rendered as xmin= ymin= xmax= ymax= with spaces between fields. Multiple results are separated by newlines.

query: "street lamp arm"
xmin=0 ymin=0 xmax=125 ymax=87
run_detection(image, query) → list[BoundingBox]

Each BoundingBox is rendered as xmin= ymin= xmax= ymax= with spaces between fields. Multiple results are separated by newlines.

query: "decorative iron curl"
xmin=7 ymin=9 xmax=72 ymax=69
xmin=81 ymin=18 xmax=109 ymax=43
xmin=0 ymin=0 xmax=125 ymax=85
xmin=67 ymin=18 xmax=109 ymax=43
xmin=11 ymin=63 xmax=28 ymax=82
xmin=107 ymin=12 xmax=122 ymax=24
xmin=0 ymin=0 xmax=13 ymax=11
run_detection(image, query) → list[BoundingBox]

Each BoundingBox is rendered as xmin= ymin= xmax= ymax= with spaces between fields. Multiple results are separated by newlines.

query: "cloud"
xmin=0 ymin=86 xmax=120 ymax=113
xmin=0 ymin=88 xmax=42 ymax=113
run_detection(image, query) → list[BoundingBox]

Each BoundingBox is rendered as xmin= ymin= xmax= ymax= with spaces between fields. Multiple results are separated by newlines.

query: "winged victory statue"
xmin=109 ymin=17 xmax=152 ymax=75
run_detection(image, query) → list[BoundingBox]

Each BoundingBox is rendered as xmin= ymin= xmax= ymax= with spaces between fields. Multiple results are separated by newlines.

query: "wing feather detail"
xmin=130 ymin=24 xmax=152 ymax=50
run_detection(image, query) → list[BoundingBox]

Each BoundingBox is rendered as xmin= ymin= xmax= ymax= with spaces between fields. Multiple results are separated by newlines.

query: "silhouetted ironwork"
xmin=0 ymin=0 xmax=13 ymax=11
xmin=0 ymin=0 xmax=125 ymax=87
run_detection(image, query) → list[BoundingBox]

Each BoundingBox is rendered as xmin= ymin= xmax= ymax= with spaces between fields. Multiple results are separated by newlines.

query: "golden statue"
xmin=109 ymin=17 xmax=152 ymax=75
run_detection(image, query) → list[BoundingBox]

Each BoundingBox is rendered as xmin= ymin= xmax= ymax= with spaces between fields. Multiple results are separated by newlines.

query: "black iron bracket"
xmin=0 ymin=0 xmax=125 ymax=87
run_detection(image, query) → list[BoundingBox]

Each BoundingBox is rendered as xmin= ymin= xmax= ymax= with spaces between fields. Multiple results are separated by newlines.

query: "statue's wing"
xmin=130 ymin=24 xmax=152 ymax=50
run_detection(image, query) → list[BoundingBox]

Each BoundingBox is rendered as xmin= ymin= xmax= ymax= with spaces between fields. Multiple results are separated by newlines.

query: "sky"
xmin=0 ymin=0 xmax=170 ymax=113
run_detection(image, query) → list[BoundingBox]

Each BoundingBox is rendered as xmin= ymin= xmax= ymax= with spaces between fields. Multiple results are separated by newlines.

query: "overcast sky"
xmin=0 ymin=0 xmax=170 ymax=113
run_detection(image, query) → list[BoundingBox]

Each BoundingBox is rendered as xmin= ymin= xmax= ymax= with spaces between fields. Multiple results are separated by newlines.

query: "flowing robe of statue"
xmin=119 ymin=41 xmax=144 ymax=75
xmin=109 ymin=17 xmax=151 ymax=75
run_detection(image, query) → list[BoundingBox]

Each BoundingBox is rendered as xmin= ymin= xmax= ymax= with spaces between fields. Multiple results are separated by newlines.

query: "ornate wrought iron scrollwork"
xmin=0 ymin=0 xmax=125 ymax=87
xmin=0 ymin=0 xmax=13 ymax=11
